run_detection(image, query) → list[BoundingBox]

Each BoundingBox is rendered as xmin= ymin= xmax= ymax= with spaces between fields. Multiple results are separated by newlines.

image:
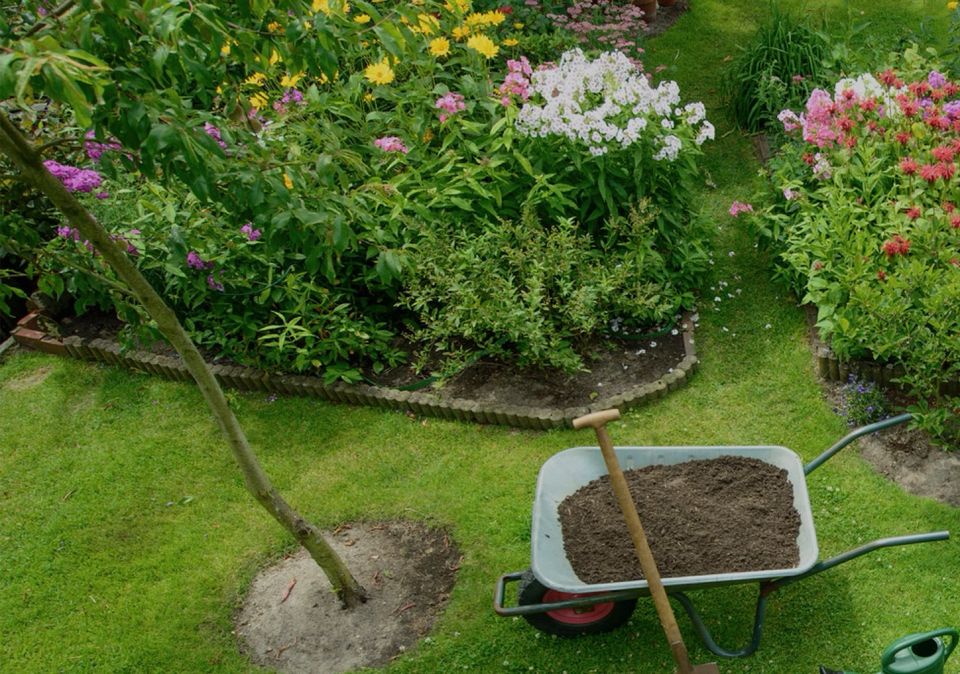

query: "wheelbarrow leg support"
xmin=671 ymin=589 xmax=769 ymax=659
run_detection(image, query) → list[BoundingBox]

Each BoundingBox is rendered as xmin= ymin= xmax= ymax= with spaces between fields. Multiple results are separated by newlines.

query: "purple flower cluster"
xmin=187 ymin=250 xmax=214 ymax=270
xmin=207 ymin=274 xmax=224 ymax=292
xmin=84 ymin=130 xmax=123 ymax=162
xmin=273 ymin=89 xmax=305 ymax=114
xmin=435 ymin=92 xmax=466 ymax=123
xmin=44 ymin=160 xmax=104 ymax=194
xmin=241 ymin=222 xmax=262 ymax=241
xmin=374 ymin=136 xmax=409 ymax=154
xmin=203 ymin=123 xmax=228 ymax=150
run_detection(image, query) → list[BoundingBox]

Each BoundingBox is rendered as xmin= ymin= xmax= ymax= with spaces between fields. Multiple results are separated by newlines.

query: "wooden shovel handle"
xmin=575 ymin=409 xmax=695 ymax=674
xmin=572 ymin=409 xmax=620 ymax=429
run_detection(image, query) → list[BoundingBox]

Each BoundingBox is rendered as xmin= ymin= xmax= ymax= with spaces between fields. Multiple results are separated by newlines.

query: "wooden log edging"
xmin=11 ymin=310 xmax=700 ymax=429
xmin=807 ymin=305 xmax=960 ymax=396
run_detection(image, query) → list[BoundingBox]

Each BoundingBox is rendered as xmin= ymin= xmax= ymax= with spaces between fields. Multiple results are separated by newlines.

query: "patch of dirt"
xmin=857 ymin=423 xmax=960 ymax=508
xmin=3 ymin=365 xmax=52 ymax=391
xmin=814 ymin=334 xmax=960 ymax=508
xmin=235 ymin=521 xmax=460 ymax=674
xmin=644 ymin=0 xmax=689 ymax=37
xmin=559 ymin=456 xmax=800 ymax=584
xmin=443 ymin=332 xmax=685 ymax=408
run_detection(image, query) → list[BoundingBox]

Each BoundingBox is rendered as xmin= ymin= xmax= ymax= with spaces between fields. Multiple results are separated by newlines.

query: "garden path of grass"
xmin=2 ymin=1 xmax=959 ymax=672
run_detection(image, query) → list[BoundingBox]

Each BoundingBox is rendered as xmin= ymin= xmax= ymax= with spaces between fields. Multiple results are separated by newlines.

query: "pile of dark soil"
xmin=559 ymin=456 xmax=800 ymax=584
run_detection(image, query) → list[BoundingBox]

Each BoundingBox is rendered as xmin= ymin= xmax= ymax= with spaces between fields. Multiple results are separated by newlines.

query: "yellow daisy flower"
xmin=514 ymin=22 xmax=524 ymax=29
xmin=267 ymin=21 xmax=282 ymax=33
xmin=249 ymin=92 xmax=269 ymax=109
xmin=269 ymin=50 xmax=282 ymax=65
xmin=354 ymin=13 xmax=371 ymax=23
xmin=363 ymin=93 xmax=375 ymax=102
xmin=429 ymin=37 xmax=451 ymax=57
xmin=949 ymin=0 xmax=958 ymax=9
xmin=452 ymin=24 xmax=471 ymax=40
xmin=364 ymin=58 xmax=395 ymax=85
xmin=220 ymin=43 xmax=231 ymax=56
xmin=280 ymin=72 xmax=305 ymax=88
xmin=245 ymin=72 xmax=266 ymax=86
xmin=418 ymin=13 xmax=439 ymax=34
xmin=466 ymin=33 xmax=498 ymax=59
xmin=444 ymin=0 xmax=471 ymax=13
xmin=503 ymin=38 xmax=518 ymax=47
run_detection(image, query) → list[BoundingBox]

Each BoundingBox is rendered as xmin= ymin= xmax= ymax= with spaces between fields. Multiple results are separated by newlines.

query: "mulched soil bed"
xmin=559 ymin=456 xmax=801 ymax=584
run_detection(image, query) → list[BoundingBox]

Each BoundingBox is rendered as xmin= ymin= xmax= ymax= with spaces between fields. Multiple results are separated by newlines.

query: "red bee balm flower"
xmin=896 ymin=132 xmax=911 ymax=145
xmin=882 ymin=235 xmax=911 ymax=257
xmin=905 ymin=206 xmax=921 ymax=220
xmin=951 ymin=215 xmax=960 ymax=229
xmin=877 ymin=269 xmax=887 ymax=280
xmin=932 ymin=145 xmax=956 ymax=162
xmin=900 ymin=157 xmax=919 ymax=174
xmin=919 ymin=163 xmax=940 ymax=182
xmin=938 ymin=162 xmax=956 ymax=180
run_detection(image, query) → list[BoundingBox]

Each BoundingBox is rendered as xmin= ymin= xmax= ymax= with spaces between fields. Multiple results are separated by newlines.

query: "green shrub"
xmin=401 ymin=202 xmax=687 ymax=372
xmin=723 ymin=7 xmax=829 ymax=133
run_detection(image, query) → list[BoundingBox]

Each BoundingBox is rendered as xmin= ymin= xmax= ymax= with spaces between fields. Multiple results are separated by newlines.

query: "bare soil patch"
xmin=235 ymin=521 xmax=460 ymax=674
xmin=372 ymin=330 xmax=687 ymax=409
xmin=3 ymin=365 xmax=52 ymax=391
xmin=857 ymin=423 xmax=960 ymax=508
xmin=559 ymin=456 xmax=800 ymax=584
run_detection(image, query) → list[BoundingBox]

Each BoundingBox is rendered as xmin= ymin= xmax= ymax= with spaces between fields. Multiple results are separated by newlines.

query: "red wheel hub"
xmin=542 ymin=589 xmax=616 ymax=624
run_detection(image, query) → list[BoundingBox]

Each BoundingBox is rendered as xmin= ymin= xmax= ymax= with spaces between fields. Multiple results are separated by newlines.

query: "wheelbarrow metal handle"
xmin=804 ymin=412 xmax=912 ymax=475
xmin=768 ymin=530 xmax=950 ymax=592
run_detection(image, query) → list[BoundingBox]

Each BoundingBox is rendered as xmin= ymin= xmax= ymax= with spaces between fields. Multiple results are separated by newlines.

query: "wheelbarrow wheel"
xmin=517 ymin=570 xmax=636 ymax=637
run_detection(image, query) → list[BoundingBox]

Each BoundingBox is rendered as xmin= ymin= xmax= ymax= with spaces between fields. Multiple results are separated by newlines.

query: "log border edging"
xmin=11 ymin=311 xmax=700 ymax=429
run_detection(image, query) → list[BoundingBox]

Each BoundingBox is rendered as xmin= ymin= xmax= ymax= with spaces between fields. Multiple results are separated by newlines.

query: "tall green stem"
xmin=0 ymin=114 xmax=367 ymax=608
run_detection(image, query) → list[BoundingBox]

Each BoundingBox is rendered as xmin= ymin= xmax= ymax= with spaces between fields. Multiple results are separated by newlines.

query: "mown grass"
xmin=2 ymin=1 xmax=959 ymax=672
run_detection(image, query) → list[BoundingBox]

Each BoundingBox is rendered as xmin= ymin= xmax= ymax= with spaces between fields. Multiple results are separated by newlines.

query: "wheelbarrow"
xmin=493 ymin=413 xmax=950 ymax=658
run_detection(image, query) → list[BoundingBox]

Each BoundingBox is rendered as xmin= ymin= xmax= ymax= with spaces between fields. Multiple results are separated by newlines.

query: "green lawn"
xmin=3 ymin=1 xmax=959 ymax=672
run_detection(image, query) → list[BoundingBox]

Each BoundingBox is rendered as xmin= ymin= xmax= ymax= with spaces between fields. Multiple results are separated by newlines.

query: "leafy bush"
xmin=401 ymin=201 xmax=683 ymax=372
xmin=749 ymin=46 xmax=960 ymax=444
xmin=723 ymin=7 xmax=829 ymax=133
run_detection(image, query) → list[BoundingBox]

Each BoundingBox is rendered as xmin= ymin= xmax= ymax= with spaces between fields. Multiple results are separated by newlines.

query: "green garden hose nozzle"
xmin=818 ymin=628 xmax=957 ymax=674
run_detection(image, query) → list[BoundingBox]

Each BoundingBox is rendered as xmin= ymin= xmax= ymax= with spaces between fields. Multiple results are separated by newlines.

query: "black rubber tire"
xmin=517 ymin=570 xmax=636 ymax=637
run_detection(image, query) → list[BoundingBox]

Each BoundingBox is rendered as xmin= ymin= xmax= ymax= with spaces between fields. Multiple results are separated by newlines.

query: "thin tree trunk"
xmin=0 ymin=113 xmax=367 ymax=607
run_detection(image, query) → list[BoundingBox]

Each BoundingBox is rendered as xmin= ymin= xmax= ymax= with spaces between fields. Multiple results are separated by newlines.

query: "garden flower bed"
xmin=748 ymin=46 xmax=960 ymax=444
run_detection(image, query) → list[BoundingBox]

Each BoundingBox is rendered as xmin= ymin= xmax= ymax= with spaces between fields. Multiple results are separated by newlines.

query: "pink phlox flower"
xmin=44 ymin=160 xmax=103 ymax=193
xmin=728 ymin=201 xmax=754 ymax=217
xmin=374 ymin=136 xmax=409 ymax=154
xmin=507 ymin=56 xmax=532 ymax=77
xmin=241 ymin=222 xmax=262 ymax=241
xmin=782 ymin=187 xmax=799 ymax=200
xmin=778 ymin=109 xmax=802 ymax=133
xmin=435 ymin=92 xmax=466 ymax=123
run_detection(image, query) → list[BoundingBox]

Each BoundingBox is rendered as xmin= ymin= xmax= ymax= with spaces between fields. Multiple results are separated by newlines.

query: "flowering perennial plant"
xmin=751 ymin=48 xmax=960 ymax=441
xmin=515 ymin=49 xmax=714 ymax=158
